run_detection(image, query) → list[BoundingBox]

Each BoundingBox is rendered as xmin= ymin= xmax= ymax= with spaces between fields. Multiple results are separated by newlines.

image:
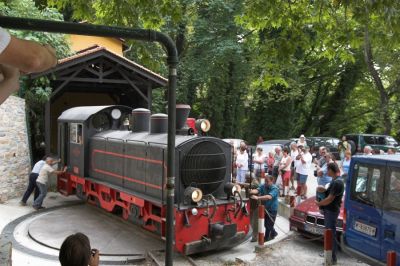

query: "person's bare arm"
xmin=0 ymin=65 xmax=19 ymax=104
xmin=251 ymin=194 xmax=272 ymax=201
xmin=0 ymin=36 xmax=57 ymax=73
xmin=53 ymin=166 xmax=67 ymax=175
xmin=316 ymin=194 xmax=335 ymax=206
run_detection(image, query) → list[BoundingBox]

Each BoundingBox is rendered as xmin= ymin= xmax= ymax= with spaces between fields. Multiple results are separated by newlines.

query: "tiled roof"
xmin=57 ymin=45 xmax=167 ymax=83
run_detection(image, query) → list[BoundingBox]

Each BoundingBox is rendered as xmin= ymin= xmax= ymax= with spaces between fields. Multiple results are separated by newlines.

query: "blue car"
xmin=341 ymin=154 xmax=400 ymax=266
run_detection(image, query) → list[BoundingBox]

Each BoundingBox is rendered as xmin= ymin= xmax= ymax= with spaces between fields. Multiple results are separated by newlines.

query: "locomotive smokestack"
xmin=176 ymin=104 xmax=191 ymax=130
xmin=132 ymin=108 xmax=150 ymax=132
xmin=150 ymin=113 xmax=168 ymax=134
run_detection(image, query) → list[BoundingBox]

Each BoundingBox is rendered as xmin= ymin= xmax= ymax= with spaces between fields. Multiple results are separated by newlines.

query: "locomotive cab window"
xmin=70 ymin=123 xmax=83 ymax=144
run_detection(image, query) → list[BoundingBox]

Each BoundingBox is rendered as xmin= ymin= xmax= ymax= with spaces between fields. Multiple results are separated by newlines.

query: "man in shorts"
xmin=296 ymin=145 xmax=312 ymax=199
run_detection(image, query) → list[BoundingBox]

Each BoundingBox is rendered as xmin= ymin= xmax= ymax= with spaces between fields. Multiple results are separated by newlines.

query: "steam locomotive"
xmin=56 ymin=104 xmax=250 ymax=255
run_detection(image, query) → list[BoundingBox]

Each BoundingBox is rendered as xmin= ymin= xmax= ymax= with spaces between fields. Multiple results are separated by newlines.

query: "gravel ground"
xmin=251 ymin=233 xmax=369 ymax=266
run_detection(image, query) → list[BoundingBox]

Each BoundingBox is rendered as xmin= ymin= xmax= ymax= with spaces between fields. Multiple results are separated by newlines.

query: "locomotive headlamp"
xmin=224 ymin=182 xmax=241 ymax=196
xmin=184 ymin=187 xmax=203 ymax=203
xmin=111 ymin=109 xmax=122 ymax=120
xmin=191 ymin=208 xmax=198 ymax=216
xmin=195 ymin=119 xmax=211 ymax=133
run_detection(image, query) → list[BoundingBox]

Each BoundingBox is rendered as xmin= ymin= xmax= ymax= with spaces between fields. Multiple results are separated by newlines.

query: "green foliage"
xmin=18 ymin=0 xmax=400 ymax=143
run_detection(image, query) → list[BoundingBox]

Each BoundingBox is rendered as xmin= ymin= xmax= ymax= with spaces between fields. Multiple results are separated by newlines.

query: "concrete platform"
xmin=27 ymin=205 xmax=163 ymax=255
xmin=0 ymin=193 xmax=294 ymax=265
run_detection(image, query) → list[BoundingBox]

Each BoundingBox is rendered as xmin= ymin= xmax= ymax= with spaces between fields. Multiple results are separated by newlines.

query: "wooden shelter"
xmin=31 ymin=45 xmax=167 ymax=155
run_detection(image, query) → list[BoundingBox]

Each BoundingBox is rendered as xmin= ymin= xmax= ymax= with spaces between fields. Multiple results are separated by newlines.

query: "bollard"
xmin=387 ymin=250 xmax=396 ymax=266
xmin=324 ymin=229 xmax=333 ymax=266
xmin=258 ymin=204 xmax=265 ymax=246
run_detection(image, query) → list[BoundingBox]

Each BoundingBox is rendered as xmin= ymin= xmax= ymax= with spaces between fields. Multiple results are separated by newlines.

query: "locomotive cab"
xmin=58 ymin=105 xmax=132 ymax=178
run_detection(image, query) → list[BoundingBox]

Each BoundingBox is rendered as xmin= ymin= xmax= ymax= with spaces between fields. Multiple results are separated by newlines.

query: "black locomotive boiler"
xmin=57 ymin=104 xmax=250 ymax=255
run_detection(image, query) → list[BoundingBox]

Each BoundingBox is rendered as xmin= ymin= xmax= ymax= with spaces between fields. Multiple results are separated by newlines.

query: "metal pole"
xmin=166 ymin=58 xmax=177 ymax=266
xmin=0 ymin=16 xmax=178 ymax=266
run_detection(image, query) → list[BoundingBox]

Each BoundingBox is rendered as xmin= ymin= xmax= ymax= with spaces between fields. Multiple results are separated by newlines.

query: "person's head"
xmin=387 ymin=148 xmax=395 ymax=155
xmin=282 ymin=147 xmax=289 ymax=156
xmin=299 ymin=134 xmax=305 ymax=142
xmin=265 ymin=174 xmax=274 ymax=186
xmin=41 ymin=155 xmax=48 ymax=161
xmin=319 ymin=146 xmax=327 ymax=156
xmin=256 ymin=147 xmax=263 ymax=154
xmin=364 ymin=145 xmax=372 ymax=154
xmin=327 ymin=162 xmax=340 ymax=178
xmin=268 ymin=151 xmax=274 ymax=157
xmin=240 ymin=142 xmax=247 ymax=151
xmin=342 ymin=135 xmax=347 ymax=141
xmin=45 ymin=156 xmax=55 ymax=165
xmin=275 ymin=146 xmax=281 ymax=154
xmin=324 ymin=152 xmax=332 ymax=163
xmin=303 ymin=145 xmax=310 ymax=153
xmin=290 ymin=142 xmax=297 ymax=150
xmin=345 ymin=150 xmax=352 ymax=159
xmin=59 ymin=233 xmax=93 ymax=266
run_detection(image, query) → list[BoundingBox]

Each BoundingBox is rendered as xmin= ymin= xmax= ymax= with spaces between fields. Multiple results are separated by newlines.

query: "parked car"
xmin=341 ymin=154 xmax=400 ymax=266
xmin=223 ymin=138 xmax=245 ymax=150
xmin=257 ymin=139 xmax=292 ymax=156
xmin=306 ymin=137 xmax=340 ymax=160
xmin=345 ymin=133 xmax=400 ymax=154
xmin=289 ymin=196 xmax=344 ymax=238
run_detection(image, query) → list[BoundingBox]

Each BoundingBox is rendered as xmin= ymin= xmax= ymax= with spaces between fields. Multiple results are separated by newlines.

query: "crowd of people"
xmin=231 ymin=134 xmax=399 ymax=264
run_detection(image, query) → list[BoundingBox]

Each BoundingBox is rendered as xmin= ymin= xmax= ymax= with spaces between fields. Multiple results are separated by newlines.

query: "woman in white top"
xmin=253 ymin=147 xmax=266 ymax=179
xmin=279 ymin=148 xmax=292 ymax=192
xmin=235 ymin=142 xmax=249 ymax=183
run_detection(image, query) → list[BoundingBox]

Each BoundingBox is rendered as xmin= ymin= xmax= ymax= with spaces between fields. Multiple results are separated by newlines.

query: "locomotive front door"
xmin=58 ymin=123 xmax=69 ymax=166
xmin=68 ymin=123 xmax=84 ymax=176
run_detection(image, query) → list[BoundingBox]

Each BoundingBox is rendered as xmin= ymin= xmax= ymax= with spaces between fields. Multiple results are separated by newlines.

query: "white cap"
xmin=300 ymin=134 xmax=305 ymax=138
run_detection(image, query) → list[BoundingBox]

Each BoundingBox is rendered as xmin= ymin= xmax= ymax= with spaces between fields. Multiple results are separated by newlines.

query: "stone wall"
xmin=0 ymin=96 xmax=31 ymax=202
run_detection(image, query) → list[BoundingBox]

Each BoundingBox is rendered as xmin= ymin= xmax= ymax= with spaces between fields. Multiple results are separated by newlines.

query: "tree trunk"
xmin=364 ymin=26 xmax=391 ymax=134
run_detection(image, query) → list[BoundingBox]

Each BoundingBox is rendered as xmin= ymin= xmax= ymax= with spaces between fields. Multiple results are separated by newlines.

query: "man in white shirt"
xmin=296 ymin=145 xmax=312 ymax=198
xmin=20 ymin=156 xmax=47 ymax=206
xmin=33 ymin=156 xmax=66 ymax=210
xmin=0 ymin=27 xmax=57 ymax=104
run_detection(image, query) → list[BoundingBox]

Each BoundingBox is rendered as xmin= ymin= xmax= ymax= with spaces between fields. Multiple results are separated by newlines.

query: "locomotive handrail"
xmin=0 ymin=16 xmax=178 ymax=266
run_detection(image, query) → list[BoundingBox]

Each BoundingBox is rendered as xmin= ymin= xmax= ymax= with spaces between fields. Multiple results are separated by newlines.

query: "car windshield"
xmin=386 ymin=136 xmax=398 ymax=146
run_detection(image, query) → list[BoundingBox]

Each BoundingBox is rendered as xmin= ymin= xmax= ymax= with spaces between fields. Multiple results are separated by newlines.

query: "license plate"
xmin=354 ymin=221 xmax=376 ymax=237
xmin=304 ymin=224 xmax=324 ymax=235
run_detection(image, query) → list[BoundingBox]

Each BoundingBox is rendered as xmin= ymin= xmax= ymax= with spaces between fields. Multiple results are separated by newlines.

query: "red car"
xmin=289 ymin=196 xmax=344 ymax=237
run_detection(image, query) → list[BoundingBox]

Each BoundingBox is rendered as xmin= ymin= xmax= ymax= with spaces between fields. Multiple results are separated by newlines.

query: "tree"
xmin=239 ymin=0 xmax=400 ymax=137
